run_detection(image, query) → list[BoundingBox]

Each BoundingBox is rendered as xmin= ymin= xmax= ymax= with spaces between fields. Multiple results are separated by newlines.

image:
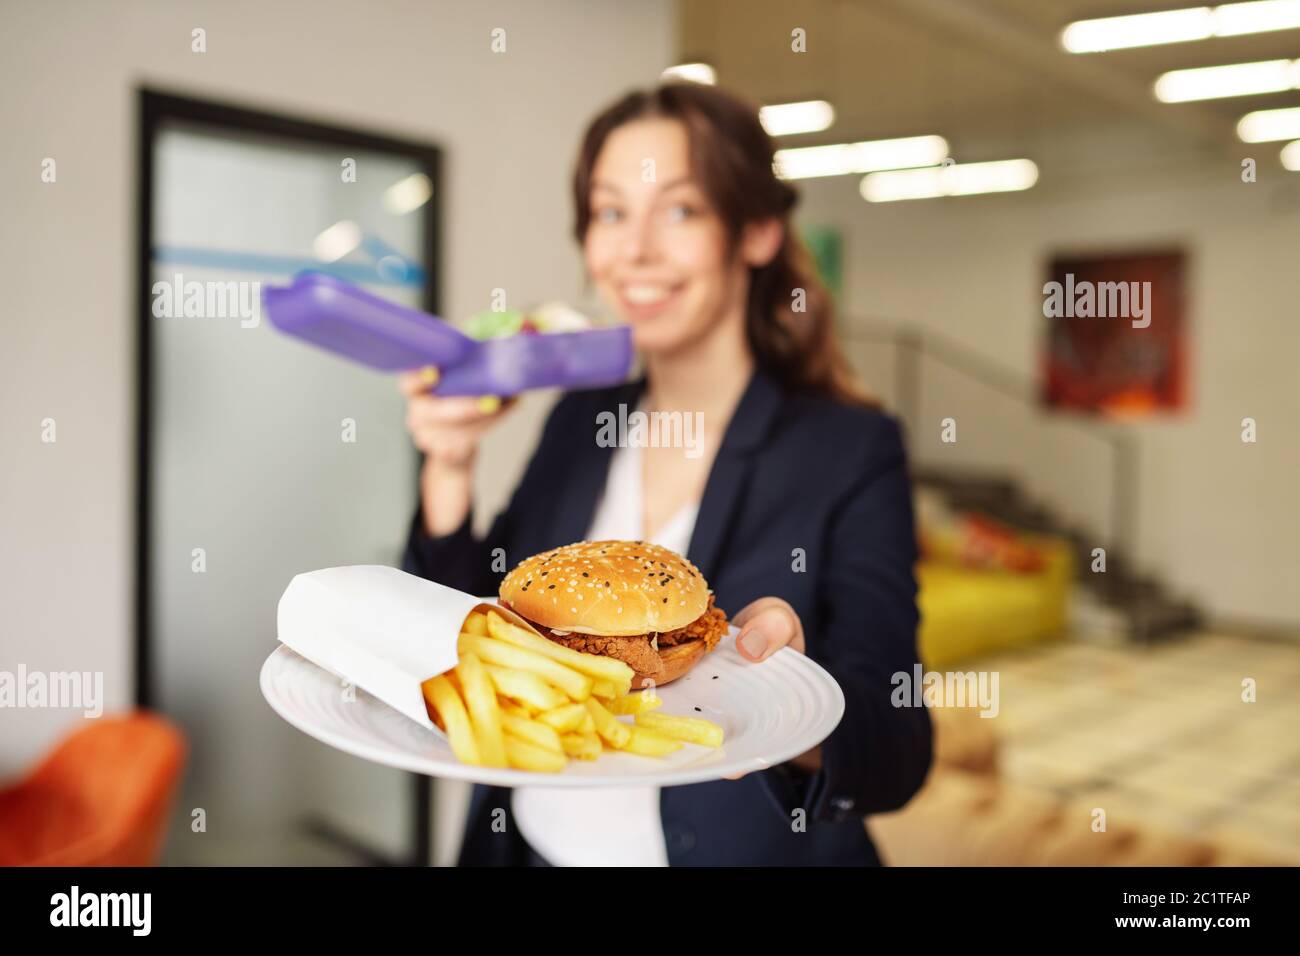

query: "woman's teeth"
xmin=623 ymin=284 xmax=674 ymax=305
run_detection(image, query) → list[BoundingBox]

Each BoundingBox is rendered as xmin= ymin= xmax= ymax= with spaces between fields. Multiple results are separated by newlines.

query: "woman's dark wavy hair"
xmin=572 ymin=82 xmax=872 ymax=406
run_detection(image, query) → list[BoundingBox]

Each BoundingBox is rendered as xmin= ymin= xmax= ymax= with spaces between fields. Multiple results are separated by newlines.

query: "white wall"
xmin=0 ymin=0 xmax=673 ymax=863
xmin=798 ymin=160 xmax=1300 ymax=629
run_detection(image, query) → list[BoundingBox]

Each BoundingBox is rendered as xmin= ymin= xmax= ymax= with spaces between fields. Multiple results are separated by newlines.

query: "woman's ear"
xmin=739 ymin=217 xmax=784 ymax=268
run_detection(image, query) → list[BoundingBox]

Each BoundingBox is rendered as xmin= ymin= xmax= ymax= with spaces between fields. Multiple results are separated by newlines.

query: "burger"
xmin=498 ymin=540 xmax=729 ymax=686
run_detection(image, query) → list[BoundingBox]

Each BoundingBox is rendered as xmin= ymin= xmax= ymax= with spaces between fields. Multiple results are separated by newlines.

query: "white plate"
xmin=260 ymin=625 xmax=844 ymax=787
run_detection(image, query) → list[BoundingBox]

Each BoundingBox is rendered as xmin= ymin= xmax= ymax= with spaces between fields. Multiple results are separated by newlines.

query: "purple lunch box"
xmin=263 ymin=273 xmax=633 ymax=397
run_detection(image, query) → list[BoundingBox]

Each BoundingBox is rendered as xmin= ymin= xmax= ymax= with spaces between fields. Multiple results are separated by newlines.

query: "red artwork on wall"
xmin=1041 ymin=250 xmax=1187 ymax=416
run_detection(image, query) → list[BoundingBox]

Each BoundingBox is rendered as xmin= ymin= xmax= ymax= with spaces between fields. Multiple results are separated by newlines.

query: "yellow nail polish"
xmin=476 ymin=395 xmax=501 ymax=414
xmin=420 ymin=366 xmax=440 ymax=386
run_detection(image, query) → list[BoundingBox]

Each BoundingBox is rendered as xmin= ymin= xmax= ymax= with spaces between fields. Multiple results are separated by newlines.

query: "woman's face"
xmin=582 ymin=118 xmax=745 ymax=356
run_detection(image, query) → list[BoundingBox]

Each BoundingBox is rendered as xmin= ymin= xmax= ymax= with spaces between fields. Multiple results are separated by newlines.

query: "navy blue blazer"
xmin=402 ymin=366 xmax=932 ymax=866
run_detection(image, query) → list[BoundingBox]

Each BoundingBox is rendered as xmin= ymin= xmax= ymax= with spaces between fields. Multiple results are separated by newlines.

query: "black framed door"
xmin=137 ymin=89 xmax=440 ymax=865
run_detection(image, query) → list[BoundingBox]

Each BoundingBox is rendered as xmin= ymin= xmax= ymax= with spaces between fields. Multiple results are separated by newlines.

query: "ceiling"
xmin=676 ymin=0 xmax=1300 ymax=163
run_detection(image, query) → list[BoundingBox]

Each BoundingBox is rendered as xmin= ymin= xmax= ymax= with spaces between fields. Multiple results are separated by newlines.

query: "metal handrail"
xmin=842 ymin=318 xmax=1139 ymax=561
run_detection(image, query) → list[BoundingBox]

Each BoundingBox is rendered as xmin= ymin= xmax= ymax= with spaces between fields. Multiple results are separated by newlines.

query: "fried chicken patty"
xmin=538 ymin=595 xmax=728 ymax=676
xmin=656 ymin=594 xmax=728 ymax=650
xmin=541 ymin=629 xmax=666 ymax=675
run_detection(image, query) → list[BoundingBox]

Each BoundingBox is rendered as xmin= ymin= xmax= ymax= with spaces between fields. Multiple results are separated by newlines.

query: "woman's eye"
xmin=593 ymin=207 xmax=623 ymax=224
xmin=665 ymin=204 xmax=697 ymax=223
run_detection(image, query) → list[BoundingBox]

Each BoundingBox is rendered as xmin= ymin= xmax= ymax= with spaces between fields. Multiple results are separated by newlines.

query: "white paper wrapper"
xmin=275 ymin=565 xmax=541 ymax=732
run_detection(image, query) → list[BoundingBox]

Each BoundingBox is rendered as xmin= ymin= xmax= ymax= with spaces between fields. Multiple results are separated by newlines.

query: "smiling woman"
xmin=400 ymin=81 xmax=931 ymax=867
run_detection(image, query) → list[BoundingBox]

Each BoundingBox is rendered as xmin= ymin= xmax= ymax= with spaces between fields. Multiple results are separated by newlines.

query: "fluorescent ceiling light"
xmin=1237 ymin=105 xmax=1300 ymax=140
xmin=1217 ymin=0 xmax=1300 ymax=34
xmin=1281 ymin=139 xmax=1300 ymax=168
xmin=662 ymin=62 xmax=716 ymax=84
xmin=1063 ymin=7 xmax=1214 ymax=51
xmin=759 ymin=100 xmax=835 ymax=136
xmin=774 ymin=135 xmax=949 ymax=180
xmin=860 ymin=159 xmax=1039 ymax=202
xmin=383 ymin=172 xmax=434 ymax=214
xmin=1155 ymin=59 xmax=1300 ymax=100
xmin=1063 ymin=1 xmax=1300 ymax=53
xmin=312 ymin=220 xmax=361 ymax=262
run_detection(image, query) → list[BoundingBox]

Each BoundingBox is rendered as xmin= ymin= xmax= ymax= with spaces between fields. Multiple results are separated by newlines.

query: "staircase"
xmin=841 ymin=320 xmax=1204 ymax=644
xmin=913 ymin=466 xmax=1201 ymax=643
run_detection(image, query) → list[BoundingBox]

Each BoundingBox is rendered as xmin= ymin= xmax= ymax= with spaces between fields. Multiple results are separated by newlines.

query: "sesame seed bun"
xmin=499 ymin=540 xmax=710 ymax=636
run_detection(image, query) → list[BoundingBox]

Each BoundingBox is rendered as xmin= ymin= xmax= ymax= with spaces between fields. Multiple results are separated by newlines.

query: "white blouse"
xmin=511 ymin=437 xmax=700 ymax=866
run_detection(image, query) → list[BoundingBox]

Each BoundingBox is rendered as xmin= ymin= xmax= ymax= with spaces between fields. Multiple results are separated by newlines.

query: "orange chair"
xmin=0 ymin=712 xmax=186 ymax=866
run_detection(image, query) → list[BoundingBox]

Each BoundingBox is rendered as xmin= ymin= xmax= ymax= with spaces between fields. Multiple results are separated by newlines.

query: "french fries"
xmin=499 ymin=699 xmax=533 ymax=719
xmin=419 ymin=609 xmax=724 ymax=773
xmin=486 ymin=612 xmax=634 ymax=690
xmin=500 ymin=710 xmax=563 ymax=753
xmin=421 ymin=674 xmax=480 ymax=765
xmin=483 ymin=662 xmax=567 ymax=712
xmin=455 ymin=652 xmax=507 ymax=767
xmin=624 ymin=726 xmax=684 ymax=757
xmin=591 ymin=679 xmax=626 ymax=698
xmin=560 ymin=731 xmax=602 ymax=760
xmin=504 ymin=735 xmax=567 ymax=773
xmin=536 ymin=702 xmax=587 ymax=733
xmin=603 ymin=690 xmax=662 ymax=716
xmin=459 ymin=632 xmax=593 ymax=701
xmin=634 ymin=712 xmax=725 ymax=748
xmin=584 ymin=697 xmax=632 ymax=749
